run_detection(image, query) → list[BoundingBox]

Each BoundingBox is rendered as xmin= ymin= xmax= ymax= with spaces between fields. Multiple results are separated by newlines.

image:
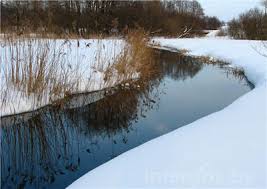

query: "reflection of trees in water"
xmin=1 ymin=110 xmax=76 ymax=188
xmin=158 ymin=51 xmax=203 ymax=80
xmin=158 ymin=50 xmax=249 ymax=87
xmin=0 ymin=79 xmax=162 ymax=188
xmin=0 ymin=51 xmax=207 ymax=189
xmin=222 ymin=66 xmax=254 ymax=89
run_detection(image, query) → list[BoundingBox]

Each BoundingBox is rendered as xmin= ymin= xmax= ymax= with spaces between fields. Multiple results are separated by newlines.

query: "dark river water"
xmin=0 ymin=50 xmax=252 ymax=189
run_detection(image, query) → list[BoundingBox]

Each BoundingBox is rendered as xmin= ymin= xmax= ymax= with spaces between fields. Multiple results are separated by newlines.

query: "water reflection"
xmin=0 ymin=51 xmax=251 ymax=189
xmin=159 ymin=51 xmax=203 ymax=80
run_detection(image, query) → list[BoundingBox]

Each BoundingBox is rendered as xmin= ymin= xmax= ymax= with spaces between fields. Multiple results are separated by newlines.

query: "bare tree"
xmin=1 ymin=0 xmax=221 ymax=36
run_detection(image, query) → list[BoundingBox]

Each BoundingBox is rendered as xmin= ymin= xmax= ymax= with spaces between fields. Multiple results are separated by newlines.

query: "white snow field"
xmin=68 ymin=37 xmax=267 ymax=188
xmin=0 ymin=38 xmax=125 ymax=116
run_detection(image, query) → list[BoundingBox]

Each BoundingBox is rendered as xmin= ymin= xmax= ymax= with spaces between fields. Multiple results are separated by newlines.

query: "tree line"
xmin=228 ymin=0 xmax=267 ymax=40
xmin=1 ymin=0 xmax=222 ymax=36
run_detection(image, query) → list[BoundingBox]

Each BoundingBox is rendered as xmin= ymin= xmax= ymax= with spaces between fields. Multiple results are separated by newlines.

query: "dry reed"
xmin=0 ymin=29 xmax=155 ymax=116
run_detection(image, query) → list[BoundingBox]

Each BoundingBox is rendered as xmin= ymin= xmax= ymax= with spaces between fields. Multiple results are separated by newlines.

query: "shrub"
xmin=228 ymin=8 xmax=267 ymax=40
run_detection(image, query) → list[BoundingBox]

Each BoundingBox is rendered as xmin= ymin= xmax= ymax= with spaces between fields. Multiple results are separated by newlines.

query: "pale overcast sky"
xmin=198 ymin=0 xmax=262 ymax=21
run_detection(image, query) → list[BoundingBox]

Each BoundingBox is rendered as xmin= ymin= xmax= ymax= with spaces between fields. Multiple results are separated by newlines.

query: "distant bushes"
xmin=228 ymin=8 xmax=267 ymax=40
xmin=203 ymin=16 xmax=222 ymax=30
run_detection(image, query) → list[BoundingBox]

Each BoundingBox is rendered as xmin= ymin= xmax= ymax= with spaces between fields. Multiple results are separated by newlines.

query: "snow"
xmin=205 ymin=30 xmax=220 ymax=38
xmin=68 ymin=38 xmax=267 ymax=188
xmin=204 ymin=26 xmax=229 ymax=39
xmin=0 ymin=38 xmax=126 ymax=116
xmin=153 ymin=38 xmax=267 ymax=86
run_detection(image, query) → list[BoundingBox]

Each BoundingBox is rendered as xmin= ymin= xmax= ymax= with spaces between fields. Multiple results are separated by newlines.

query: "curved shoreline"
xmin=68 ymin=38 xmax=267 ymax=188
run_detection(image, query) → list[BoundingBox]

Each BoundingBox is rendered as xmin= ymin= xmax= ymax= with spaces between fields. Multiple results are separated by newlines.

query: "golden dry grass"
xmin=104 ymin=29 xmax=157 ymax=86
xmin=1 ymin=28 xmax=156 ymax=114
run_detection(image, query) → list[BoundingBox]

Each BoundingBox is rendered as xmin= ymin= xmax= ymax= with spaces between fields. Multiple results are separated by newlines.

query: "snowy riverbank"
xmin=0 ymin=38 xmax=125 ymax=117
xmin=68 ymin=38 xmax=267 ymax=188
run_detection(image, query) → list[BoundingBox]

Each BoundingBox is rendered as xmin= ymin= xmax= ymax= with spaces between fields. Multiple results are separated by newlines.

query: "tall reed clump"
xmin=0 ymin=29 xmax=155 ymax=116
xmin=0 ymin=34 xmax=83 ymax=114
xmin=104 ymin=29 xmax=157 ymax=86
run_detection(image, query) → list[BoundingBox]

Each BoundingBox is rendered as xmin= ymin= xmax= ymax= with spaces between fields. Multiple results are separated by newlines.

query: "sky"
xmin=198 ymin=0 xmax=262 ymax=21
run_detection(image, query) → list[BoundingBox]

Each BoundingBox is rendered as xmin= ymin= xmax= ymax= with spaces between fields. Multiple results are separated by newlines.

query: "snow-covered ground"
xmin=203 ymin=29 xmax=220 ymax=38
xmin=204 ymin=26 xmax=229 ymax=39
xmin=0 ymin=38 xmax=126 ymax=116
xmin=205 ymin=29 xmax=224 ymax=38
xmin=68 ymin=37 xmax=267 ymax=188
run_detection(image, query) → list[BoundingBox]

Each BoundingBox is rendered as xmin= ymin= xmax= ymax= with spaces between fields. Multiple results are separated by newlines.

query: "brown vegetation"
xmin=0 ymin=28 xmax=157 ymax=115
xmin=1 ymin=0 xmax=222 ymax=37
xmin=104 ymin=29 xmax=158 ymax=85
xmin=228 ymin=8 xmax=267 ymax=40
xmin=1 ymin=35 xmax=80 ymax=101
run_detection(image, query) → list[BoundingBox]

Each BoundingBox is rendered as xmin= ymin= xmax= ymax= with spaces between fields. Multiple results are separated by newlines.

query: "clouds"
xmin=198 ymin=0 xmax=262 ymax=21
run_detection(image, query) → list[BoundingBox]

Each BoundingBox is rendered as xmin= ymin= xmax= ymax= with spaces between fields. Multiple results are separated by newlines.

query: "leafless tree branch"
xmin=177 ymin=26 xmax=192 ymax=38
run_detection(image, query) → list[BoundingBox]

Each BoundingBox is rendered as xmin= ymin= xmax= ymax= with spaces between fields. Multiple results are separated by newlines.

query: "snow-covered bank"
xmin=0 ymin=38 xmax=125 ymax=116
xmin=68 ymin=38 xmax=267 ymax=188
xmin=153 ymin=38 xmax=267 ymax=86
